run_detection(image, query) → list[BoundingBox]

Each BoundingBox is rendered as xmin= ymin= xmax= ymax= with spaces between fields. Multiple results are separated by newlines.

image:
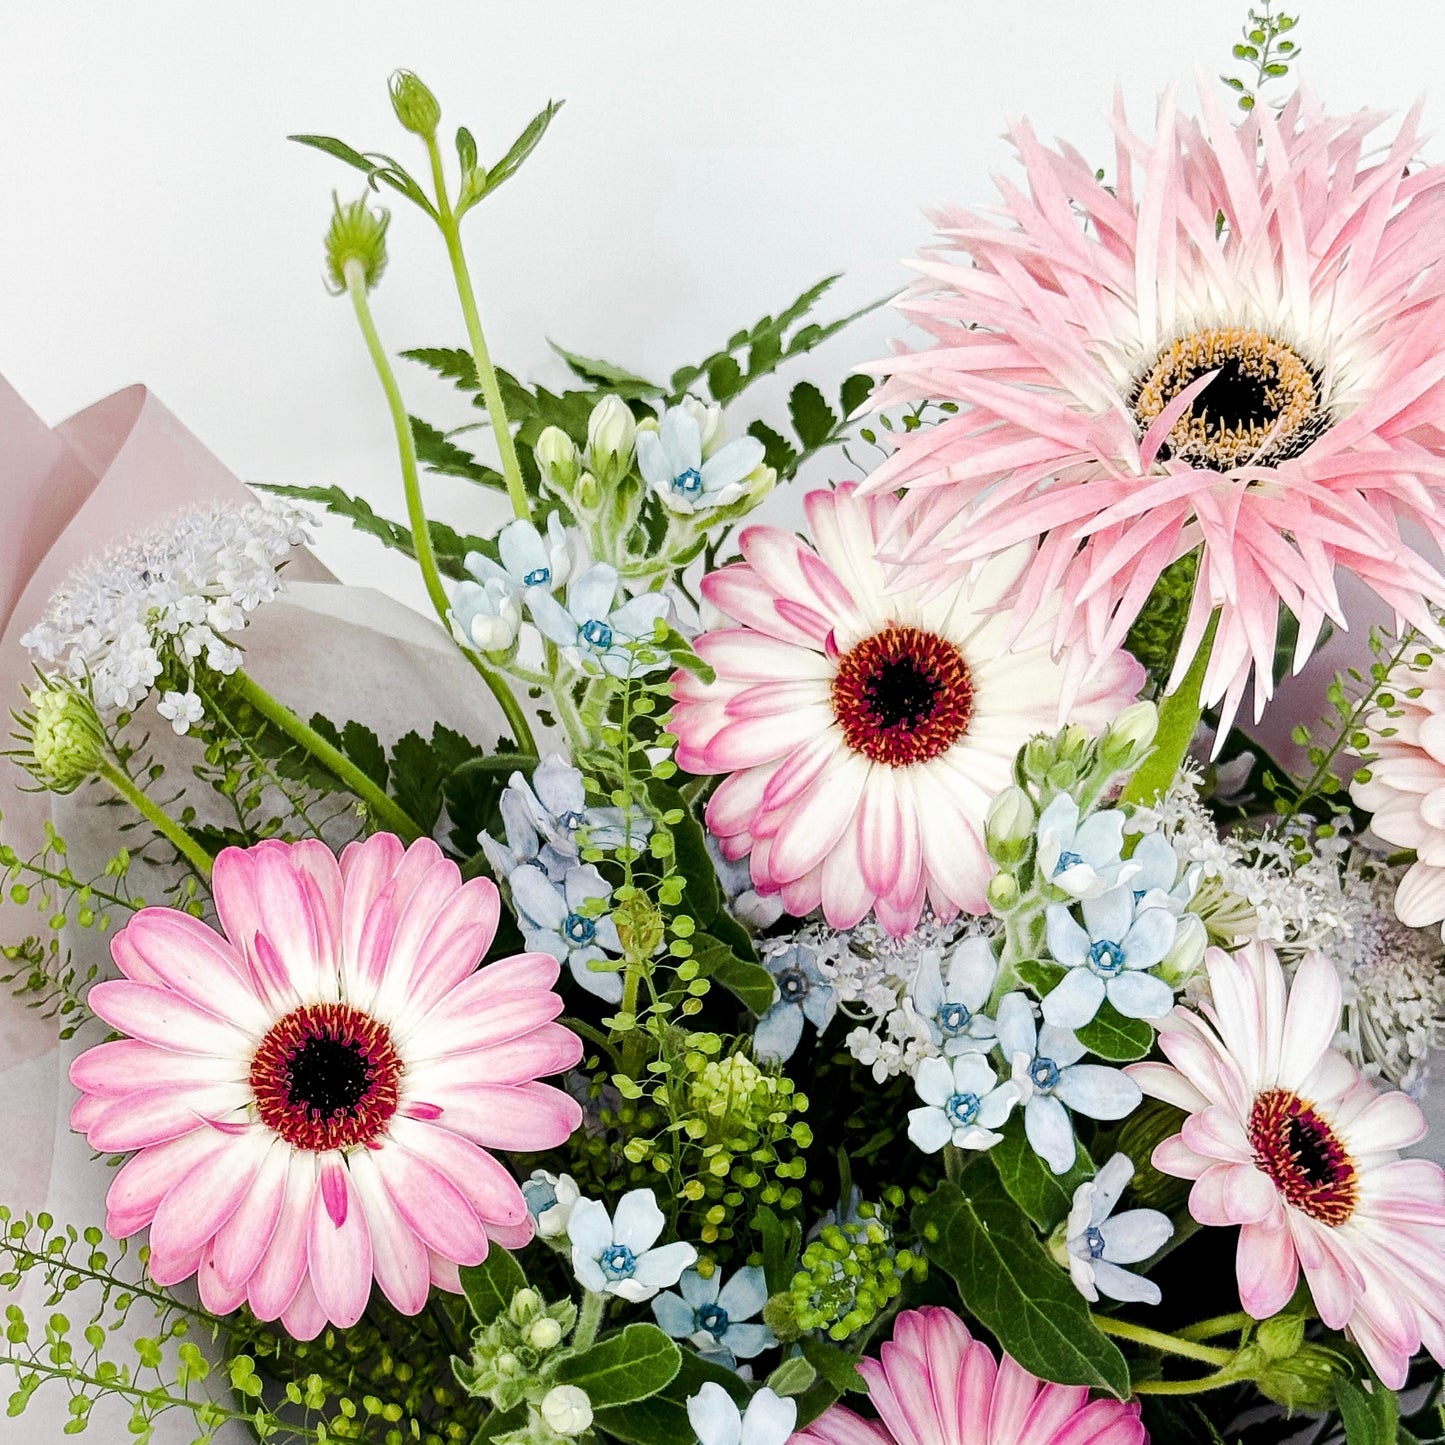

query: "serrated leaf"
xmin=554 ymin=1323 xmax=680 ymax=1408
xmin=402 ymin=346 xmax=479 ymax=391
xmin=707 ymin=355 xmax=744 ymax=402
xmin=748 ymin=420 xmax=799 ymax=478
xmin=914 ymin=1177 xmax=1130 ymax=1396
xmin=1074 ymin=1003 xmax=1155 ymax=1062
xmin=411 ymin=416 xmax=506 ymax=489
xmin=988 ymin=1119 xmax=1094 ymax=1230
xmin=458 ymin=1247 xmax=525 ymax=1327
xmin=788 ymin=381 xmax=838 ymax=450
xmin=547 ymin=342 xmax=664 ymax=397
xmin=692 ymin=934 xmax=774 ymax=1014
xmin=840 ymin=372 xmax=875 ymax=415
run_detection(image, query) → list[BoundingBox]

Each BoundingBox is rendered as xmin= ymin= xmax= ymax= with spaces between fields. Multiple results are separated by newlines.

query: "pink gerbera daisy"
xmin=1130 ymin=940 xmax=1445 ymax=1387
xmin=69 ymin=835 xmax=583 ymax=1338
xmin=794 ymin=1305 xmax=1145 ymax=1445
xmin=863 ymin=91 xmax=1445 ymax=730
xmin=671 ymin=484 xmax=1140 ymax=935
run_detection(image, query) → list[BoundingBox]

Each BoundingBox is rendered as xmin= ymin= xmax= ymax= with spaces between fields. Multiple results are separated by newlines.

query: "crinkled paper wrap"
xmin=0 ymin=379 xmax=498 ymax=1441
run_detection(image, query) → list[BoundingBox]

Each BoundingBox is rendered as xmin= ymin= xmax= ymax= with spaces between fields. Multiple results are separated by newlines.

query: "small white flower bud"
xmin=1101 ymin=701 xmax=1159 ymax=769
xmin=585 ymin=396 xmax=637 ymax=482
xmin=508 ymin=1287 xmax=542 ymax=1325
xmin=527 ymin=1316 xmax=563 ymax=1351
xmin=536 ymin=427 xmax=580 ymax=489
xmin=679 ymin=395 xmax=725 ymax=457
xmin=540 ymin=1385 xmax=593 ymax=1436
xmin=985 ymin=786 xmax=1035 ymax=863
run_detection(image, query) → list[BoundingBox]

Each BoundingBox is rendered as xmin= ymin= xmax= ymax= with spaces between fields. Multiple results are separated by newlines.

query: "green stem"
xmin=1178 ymin=1311 xmax=1252 ymax=1342
xmin=229 ymin=670 xmax=423 ymax=842
xmin=1122 ymin=619 xmax=1217 ymax=808
xmin=97 ymin=761 xmax=214 ymax=880
xmin=1131 ymin=1368 xmax=1247 ymax=1396
xmin=572 ymin=1290 xmax=606 ymax=1353
xmin=345 ymin=260 xmax=537 ymax=756
xmin=1092 ymin=1315 xmax=1235 ymax=1367
xmin=425 ymin=136 xmax=531 ymax=522
xmin=943 ymin=1144 xmax=965 ymax=1184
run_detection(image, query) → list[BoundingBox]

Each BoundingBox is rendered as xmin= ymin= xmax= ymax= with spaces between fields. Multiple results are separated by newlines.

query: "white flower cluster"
xmin=21 ymin=500 xmax=310 ymax=724
xmin=1130 ymin=765 xmax=1355 ymax=957
xmin=793 ymin=914 xmax=998 ymax=1083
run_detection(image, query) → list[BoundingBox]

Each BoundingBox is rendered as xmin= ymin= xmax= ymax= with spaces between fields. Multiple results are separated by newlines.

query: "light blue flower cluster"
xmin=566 ymin=1187 xmax=698 ymax=1304
xmin=451 ymin=513 xmax=571 ymax=655
xmin=480 ymin=754 xmax=653 ymax=1002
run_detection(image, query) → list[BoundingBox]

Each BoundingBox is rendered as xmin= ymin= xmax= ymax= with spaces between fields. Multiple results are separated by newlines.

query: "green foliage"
xmin=589 ymin=1350 xmax=746 ymax=1445
xmin=459 ymin=1249 xmax=527 ymax=1329
xmin=552 ymin=1324 xmax=680 ymax=1407
xmin=1337 ymin=1374 xmax=1400 ymax=1445
xmin=1220 ymin=3 xmax=1301 ymax=111
xmin=749 ymin=373 xmax=876 ymax=486
xmin=1074 ymin=1004 xmax=1155 ymax=1062
xmin=988 ymin=1121 xmax=1094 ymax=1231
xmin=1125 ymin=551 xmax=1199 ymax=690
xmin=914 ymin=1176 xmax=1131 ymax=1397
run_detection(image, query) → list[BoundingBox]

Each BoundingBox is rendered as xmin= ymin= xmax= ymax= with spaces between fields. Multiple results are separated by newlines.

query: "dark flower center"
xmin=695 ymin=1303 xmax=729 ymax=1338
xmin=1248 ymin=1087 xmax=1358 ymax=1226
xmin=250 ymin=1001 xmax=402 ymax=1151
xmin=831 ymin=624 xmax=974 ymax=767
xmin=1133 ymin=327 xmax=1323 ymax=472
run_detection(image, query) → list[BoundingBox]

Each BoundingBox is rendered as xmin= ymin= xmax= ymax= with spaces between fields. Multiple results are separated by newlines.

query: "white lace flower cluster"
xmin=21 ymin=500 xmax=310 ymax=727
xmin=1130 ymin=765 xmax=1355 ymax=957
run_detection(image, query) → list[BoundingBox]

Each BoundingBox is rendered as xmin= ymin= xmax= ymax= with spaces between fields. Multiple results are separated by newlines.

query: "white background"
xmin=3 ymin=0 xmax=1441 ymax=615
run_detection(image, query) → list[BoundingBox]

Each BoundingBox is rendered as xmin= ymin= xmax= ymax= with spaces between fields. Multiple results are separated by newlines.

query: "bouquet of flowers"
xmin=8 ymin=11 xmax=1445 ymax=1445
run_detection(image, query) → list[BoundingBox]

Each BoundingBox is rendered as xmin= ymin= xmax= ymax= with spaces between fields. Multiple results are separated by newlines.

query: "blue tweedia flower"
xmin=1127 ymin=830 xmax=1200 ymax=913
xmin=637 ymin=403 xmax=766 ymax=515
xmin=449 ymin=573 xmax=521 ymax=654
xmin=687 ymin=1384 xmax=795 ymax=1445
xmin=909 ymin=935 xmax=998 ymax=1055
xmin=509 ymin=862 xmax=624 ymax=1003
xmin=1043 ymin=886 xmax=1177 ymax=1029
xmin=526 ymin=563 xmax=672 ymax=678
xmin=1063 ymin=1152 xmax=1173 ymax=1305
xmin=1036 ymin=795 xmax=1138 ymax=899
xmin=754 ymin=942 xmax=836 ymax=1062
xmin=465 ymin=512 xmax=573 ymax=593
xmin=569 ymin=1189 xmax=698 ymax=1303
xmin=907 ymin=1051 xmax=1017 ymax=1154
xmin=652 ymin=1265 xmax=775 ymax=1368
xmin=994 ymin=992 xmax=1141 ymax=1175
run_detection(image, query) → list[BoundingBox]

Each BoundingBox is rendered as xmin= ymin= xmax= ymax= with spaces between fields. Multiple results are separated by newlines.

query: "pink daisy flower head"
xmin=671 ymin=484 xmax=1141 ymax=935
xmin=1130 ymin=940 xmax=1445 ymax=1387
xmin=864 ymin=91 xmax=1445 ymax=731
xmin=69 ymin=835 xmax=583 ymax=1339
xmin=795 ymin=1305 xmax=1145 ymax=1445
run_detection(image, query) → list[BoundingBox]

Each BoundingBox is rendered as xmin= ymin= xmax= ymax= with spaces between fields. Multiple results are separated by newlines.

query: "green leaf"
xmin=693 ymin=934 xmax=775 ymax=1015
xmin=914 ymin=1177 xmax=1130 ymax=1396
xmin=766 ymin=1355 xmax=818 ymax=1397
xmin=646 ymin=778 xmax=719 ymax=924
xmin=305 ymin=717 xmax=389 ymax=791
xmin=1074 ymin=1004 xmax=1155 ymax=1062
xmin=839 ymin=373 xmax=875 ymax=416
xmin=755 ymin=1203 xmax=802 ymax=1294
xmin=457 ymin=100 xmax=564 ymax=214
xmin=1338 ymin=1377 xmax=1400 ymax=1445
xmin=705 ymin=905 xmax=760 ymax=964
xmin=1016 ymin=958 xmax=1066 ymax=997
xmin=458 ymin=1247 xmax=525 ymax=1327
xmin=553 ymin=1323 xmax=680 ymax=1408
xmin=707 ymin=355 xmax=744 ymax=402
xmin=788 ymin=382 xmax=838 ymax=450
xmin=547 ymin=342 xmax=664 ymax=398
xmin=988 ymin=1119 xmax=1093 ymax=1230
xmin=471 ymin=1403 xmax=526 ymax=1444
xmin=402 ymin=346 xmax=479 ymax=391
xmin=799 ymin=1336 xmax=865 ymax=1394
xmin=412 ymin=417 xmax=507 ymax=490
xmin=591 ymin=1351 xmax=744 ymax=1445
xmin=456 ymin=126 xmax=478 ymax=175
xmin=287 ymin=135 xmax=437 ymax=218
xmin=749 ymin=420 xmax=799 ymax=478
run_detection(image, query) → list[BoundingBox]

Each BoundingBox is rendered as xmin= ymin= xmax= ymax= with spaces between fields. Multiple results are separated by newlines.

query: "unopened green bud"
xmin=576 ymin=472 xmax=601 ymax=513
xmin=986 ymin=871 xmax=1020 ymax=913
xmin=388 ymin=70 xmax=441 ymax=138
xmin=325 ymin=195 xmax=389 ymax=294
xmin=762 ymin=1290 xmax=801 ymax=1342
xmin=1252 ymin=1341 xmax=1347 ymax=1412
xmin=24 ymin=679 xmax=106 ymax=794
xmin=585 ymin=396 xmax=637 ymax=484
xmin=985 ymin=786 xmax=1036 ymax=865
xmin=1021 ymin=736 xmax=1053 ymax=782
xmin=508 ymin=1287 xmax=542 ymax=1326
xmin=495 ymin=1351 xmax=520 ymax=1376
xmin=1255 ymin=1313 xmax=1306 ymax=1360
xmin=1100 ymin=701 xmax=1159 ymax=772
xmin=540 ymin=1384 xmax=593 ymax=1436
xmin=535 ymin=426 xmax=580 ymax=490
xmin=527 ymin=1316 xmax=562 ymax=1351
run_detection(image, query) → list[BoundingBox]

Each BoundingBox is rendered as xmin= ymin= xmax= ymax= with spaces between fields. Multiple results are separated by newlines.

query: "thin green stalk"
xmin=1092 ymin=1315 xmax=1235 ymax=1367
xmin=1122 ymin=620 xmax=1217 ymax=808
xmin=943 ymin=1144 xmax=965 ymax=1184
xmin=572 ymin=1291 xmax=605 ymax=1353
xmin=228 ymin=670 xmax=423 ymax=842
xmin=424 ymin=136 xmax=531 ymax=522
xmin=97 ymin=760 xmax=214 ymax=880
xmin=343 ymin=258 xmax=537 ymax=756
xmin=1178 ymin=1311 xmax=1252 ymax=1342
xmin=1131 ymin=1369 xmax=1247 ymax=1396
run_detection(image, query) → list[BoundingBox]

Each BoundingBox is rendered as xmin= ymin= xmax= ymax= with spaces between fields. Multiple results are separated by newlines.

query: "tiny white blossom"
xmin=156 ymin=689 xmax=204 ymax=735
xmin=540 ymin=1384 xmax=593 ymax=1436
xmin=569 ymin=1190 xmax=697 ymax=1302
xmin=686 ymin=1384 xmax=796 ymax=1445
xmin=521 ymin=1170 xmax=582 ymax=1238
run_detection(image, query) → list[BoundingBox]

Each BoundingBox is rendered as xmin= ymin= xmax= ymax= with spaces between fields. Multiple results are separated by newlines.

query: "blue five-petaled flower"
xmin=638 ymin=404 xmax=765 ymax=515
xmin=526 ymin=562 xmax=673 ymax=678
xmin=652 ymin=1265 xmax=775 ymax=1368
xmin=1043 ymin=886 xmax=1177 ymax=1029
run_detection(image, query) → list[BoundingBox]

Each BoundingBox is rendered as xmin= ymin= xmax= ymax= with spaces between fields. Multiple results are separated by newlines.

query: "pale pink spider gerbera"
xmin=671 ymin=484 xmax=1141 ymax=935
xmin=69 ymin=835 xmax=583 ymax=1338
xmin=863 ymin=92 xmax=1445 ymax=731
xmin=794 ymin=1305 xmax=1145 ymax=1445
xmin=1129 ymin=940 xmax=1445 ymax=1387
